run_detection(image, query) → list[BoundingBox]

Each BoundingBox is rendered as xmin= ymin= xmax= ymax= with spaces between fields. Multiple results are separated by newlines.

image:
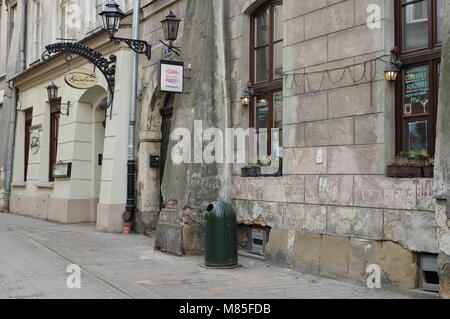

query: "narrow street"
xmin=0 ymin=213 xmax=418 ymax=299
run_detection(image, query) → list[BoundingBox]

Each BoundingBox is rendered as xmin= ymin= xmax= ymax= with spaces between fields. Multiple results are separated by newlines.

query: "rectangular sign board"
xmin=159 ymin=60 xmax=184 ymax=93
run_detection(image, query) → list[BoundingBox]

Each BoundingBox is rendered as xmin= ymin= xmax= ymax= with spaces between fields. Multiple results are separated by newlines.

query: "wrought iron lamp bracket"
xmin=111 ymin=36 xmax=152 ymax=60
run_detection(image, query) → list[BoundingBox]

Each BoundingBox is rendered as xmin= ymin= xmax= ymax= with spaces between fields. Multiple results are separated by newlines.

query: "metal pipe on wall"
xmin=4 ymin=0 xmax=28 ymax=212
xmin=123 ymin=0 xmax=140 ymax=225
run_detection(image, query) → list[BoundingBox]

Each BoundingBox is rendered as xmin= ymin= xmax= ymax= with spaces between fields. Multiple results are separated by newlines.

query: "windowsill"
xmin=11 ymin=182 xmax=26 ymax=188
xmin=35 ymin=182 xmax=54 ymax=189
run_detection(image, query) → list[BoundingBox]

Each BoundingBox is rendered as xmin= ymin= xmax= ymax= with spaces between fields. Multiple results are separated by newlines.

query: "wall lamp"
xmin=46 ymin=82 xmax=71 ymax=116
xmin=240 ymin=82 xmax=255 ymax=107
xmin=160 ymin=10 xmax=182 ymax=56
xmin=384 ymin=48 xmax=402 ymax=82
xmin=100 ymin=0 xmax=152 ymax=60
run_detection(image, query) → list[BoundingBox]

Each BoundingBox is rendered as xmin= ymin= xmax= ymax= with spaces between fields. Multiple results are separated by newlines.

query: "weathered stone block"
xmin=415 ymin=179 xmax=436 ymax=211
xmin=348 ymin=238 xmax=382 ymax=283
xmin=283 ymin=123 xmax=306 ymax=148
xmin=284 ymin=204 xmax=327 ymax=234
xmin=327 ymin=206 xmax=383 ymax=240
xmin=284 ymin=37 xmax=328 ymax=71
xmin=305 ymin=117 xmax=354 ymax=146
xmin=283 ymin=92 xmax=328 ymax=124
xmin=155 ymin=208 xmax=183 ymax=256
xmin=328 ymin=83 xmax=373 ymax=118
xmin=266 ymin=229 xmax=290 ymax=267
xmin=182 ymin=224 xmax=205 ymax=256
xmin=355 ymin=113 xmax=385 ymax=144
xmin=284 ymin=147 xmax=327 ymax=175
xmin=319 ymin=235 xmax=350 ymax=280
xmin=438 ymin=254 xmax=450 ymax=299
xmin=354 ymin=175 xmax=416 ymax=210
xmin=383 ymin=210 xmax=438 ymax=253
xmin=380 ymin=241 xmax=418 ymax=289
xmin=293 ymin=232 xmax=322 ymax=275
xmin=305 ymin=175 xmax=353 ymax=206
xmin=328 ymin=145 xmax=385 ymax=175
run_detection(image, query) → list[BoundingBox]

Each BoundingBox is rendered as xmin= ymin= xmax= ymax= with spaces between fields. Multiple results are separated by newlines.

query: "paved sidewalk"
xmin=0 ymin=213 xmax=417 ymax=299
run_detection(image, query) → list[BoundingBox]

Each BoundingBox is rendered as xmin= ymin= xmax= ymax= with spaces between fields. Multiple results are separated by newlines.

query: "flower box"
xmin=241 ymin=166 xmax=261 ymax=177
xmin=423 ymin=165 xmax=434 ymax=178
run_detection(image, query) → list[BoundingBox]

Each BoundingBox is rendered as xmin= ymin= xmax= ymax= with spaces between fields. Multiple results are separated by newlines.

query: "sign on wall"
xmin=158 ymin=60 xmax=184 ymax=93
xmin=65 ymin=68 xmax=98 ymax=89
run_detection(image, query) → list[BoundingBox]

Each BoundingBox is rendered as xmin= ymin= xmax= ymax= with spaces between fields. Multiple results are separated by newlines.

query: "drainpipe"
xmin=122 ymin=0 xmax=140 ymax=227
xmin=4 ymin=0 xmax=28 ymax=213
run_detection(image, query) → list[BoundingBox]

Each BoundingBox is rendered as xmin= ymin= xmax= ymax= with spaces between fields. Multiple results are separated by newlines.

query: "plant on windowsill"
xmin=387 ymin=151 xmax=432 ymax=178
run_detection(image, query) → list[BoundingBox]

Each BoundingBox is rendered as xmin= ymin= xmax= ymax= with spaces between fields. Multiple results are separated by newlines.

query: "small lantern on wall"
xmin=46 ymin=82 xmax=71 ymax=116
xmin=160 ymin=10 xmax=182 ymax=56
xmin=384 ymin=47 xmax=402 ymax=83
xmin=384 ymin=62 xmax=400 ymax=82
xmin=240 ymin=82 xmax=254 ymax=107
xmin=161 ymin=10 xmax=181 ymax=42
xmin=46 ymin=82 xmax=59 ymax=101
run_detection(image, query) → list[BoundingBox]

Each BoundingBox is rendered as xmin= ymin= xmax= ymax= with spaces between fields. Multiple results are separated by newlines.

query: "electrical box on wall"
xmin=149 ymin=155 xmax=160 ymax=168
xmin=248 ymin=228 xmax=268 ymax=256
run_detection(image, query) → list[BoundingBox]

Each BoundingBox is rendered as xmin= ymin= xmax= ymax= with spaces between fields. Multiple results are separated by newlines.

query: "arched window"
xmin=250 ymin=1 xmax=283 ymax=159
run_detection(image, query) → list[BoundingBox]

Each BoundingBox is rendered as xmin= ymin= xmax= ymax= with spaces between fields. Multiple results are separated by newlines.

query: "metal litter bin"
xmin=204 ymin=201 xmax=238 ymax=268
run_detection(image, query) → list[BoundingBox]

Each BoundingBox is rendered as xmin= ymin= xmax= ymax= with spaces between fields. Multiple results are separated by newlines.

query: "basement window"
xmin=419 ymin=254 xmax=440 ymax=292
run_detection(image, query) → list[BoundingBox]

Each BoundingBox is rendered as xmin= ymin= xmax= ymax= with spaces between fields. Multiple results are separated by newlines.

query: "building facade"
xmin=136 ymin=0 xmax=447 ymax=294
xmin=0 ymin=0 xmax=448 ymax=296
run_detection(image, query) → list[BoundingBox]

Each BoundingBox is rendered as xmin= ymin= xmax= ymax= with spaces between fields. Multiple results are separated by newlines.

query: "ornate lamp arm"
xmin=110 ymin=36 xmax=152 ymax=60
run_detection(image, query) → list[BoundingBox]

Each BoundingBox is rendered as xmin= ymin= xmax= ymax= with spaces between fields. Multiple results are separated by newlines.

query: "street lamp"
xmin=99 ymin=0 xmax=124 ymax=36
xmin=100 ymin=0 xmax=152 ymax=60
xmin=160 ymin=10 xmax=182 ymax=56
xmin=46 ymin=82 xmax=71 ymax=116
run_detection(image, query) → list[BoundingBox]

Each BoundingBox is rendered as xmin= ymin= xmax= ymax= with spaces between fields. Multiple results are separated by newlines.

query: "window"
xmin=395 ymin=0 xmax=442 ymax=156
xmin=250 ymin=1 xmax=283 ymax=159
xmin=34 ymin=1 xmax=42 ymax=60
xmin=49 ymin=103 xmax=60 ymax=181
xmin=8 ymin=3 xmax=17 ymax=46
xmin=24 ymin=109 xmax=33 ymax=182
xmin=60 ymin=3 xmax=67 ymax=38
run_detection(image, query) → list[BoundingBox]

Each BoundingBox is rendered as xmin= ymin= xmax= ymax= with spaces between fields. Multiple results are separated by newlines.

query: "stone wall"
xmin=227 ymin=0 xmax=438 ymax=289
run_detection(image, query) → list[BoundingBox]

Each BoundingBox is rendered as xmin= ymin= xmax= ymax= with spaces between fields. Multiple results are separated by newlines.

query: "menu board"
xmin=256 ymin=99 xmax=268 ymax=130
xmin=404 ymin=66 xmax=429 ymax=116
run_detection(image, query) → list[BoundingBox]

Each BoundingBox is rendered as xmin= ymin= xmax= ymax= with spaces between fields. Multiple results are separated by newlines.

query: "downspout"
xmin=122 ymin=0 xmax=140 ymax=228
xmin=4 ymin=0 xmax=28 ymax=212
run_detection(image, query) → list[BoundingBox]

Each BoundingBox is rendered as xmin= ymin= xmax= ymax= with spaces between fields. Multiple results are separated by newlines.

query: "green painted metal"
xmin=204 ymin=201 xmax=238 ymax=267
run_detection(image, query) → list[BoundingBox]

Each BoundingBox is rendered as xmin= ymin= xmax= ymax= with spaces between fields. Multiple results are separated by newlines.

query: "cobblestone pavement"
xmin=0 ymin=213 xmax=421 ymax=299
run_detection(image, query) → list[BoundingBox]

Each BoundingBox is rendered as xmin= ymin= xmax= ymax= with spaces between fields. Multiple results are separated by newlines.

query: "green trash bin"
xmin=204 ymin=201 xmax=238 ymax=268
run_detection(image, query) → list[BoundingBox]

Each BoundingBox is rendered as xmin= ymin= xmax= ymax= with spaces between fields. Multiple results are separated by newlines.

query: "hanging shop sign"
xmin=158 ymin=60 xmax=184 ymax=93
xmin=65 ymin=68 xmax=98 ymax=89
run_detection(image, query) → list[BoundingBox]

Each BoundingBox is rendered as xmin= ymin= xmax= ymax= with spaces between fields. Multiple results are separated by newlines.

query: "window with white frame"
xmin=60 ymin=2 xmax=67 ymax=39
xmin=34 ymin=0 xmax=42 ymax=60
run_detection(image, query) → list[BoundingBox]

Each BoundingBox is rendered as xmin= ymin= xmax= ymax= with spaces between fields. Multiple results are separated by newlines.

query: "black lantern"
xmin=161 ymin=10 xmax=181 ymax=42
xmin=47 ymin=82 xmax=59 ymax=101
xmin=100 ymin=0 xmax=125 ymax=36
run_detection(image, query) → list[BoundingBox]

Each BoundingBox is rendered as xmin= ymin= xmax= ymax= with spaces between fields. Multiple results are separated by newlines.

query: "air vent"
xmin=420 ymin=255 xmax=440 ymax=292
xmin=248 ymin=228 xmax=268 ymax=256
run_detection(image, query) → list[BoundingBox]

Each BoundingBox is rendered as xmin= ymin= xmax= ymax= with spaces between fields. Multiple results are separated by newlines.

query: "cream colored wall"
xmin=11 ymin=49 xmax=133 ymax=227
